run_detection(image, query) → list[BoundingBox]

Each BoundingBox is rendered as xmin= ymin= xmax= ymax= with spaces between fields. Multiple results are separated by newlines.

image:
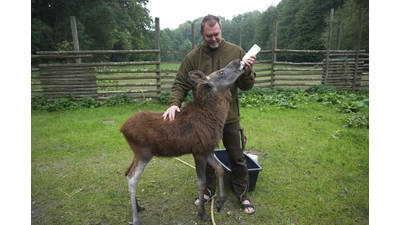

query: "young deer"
xmin=120 ymin=59 xmax=243 ymax=225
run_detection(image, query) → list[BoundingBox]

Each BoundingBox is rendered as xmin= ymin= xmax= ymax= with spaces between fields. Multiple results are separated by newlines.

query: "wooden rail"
xmin=31 ymin=48 xmax=369 ymax=101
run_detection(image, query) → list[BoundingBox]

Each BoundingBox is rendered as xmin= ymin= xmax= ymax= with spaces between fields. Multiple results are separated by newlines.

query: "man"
xmin=162 ymin=14 xmax=256 ymax=214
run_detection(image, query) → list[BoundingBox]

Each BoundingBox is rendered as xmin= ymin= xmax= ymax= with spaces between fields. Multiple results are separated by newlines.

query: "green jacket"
xmin=168 ymin=39 xmax=256 ymax=124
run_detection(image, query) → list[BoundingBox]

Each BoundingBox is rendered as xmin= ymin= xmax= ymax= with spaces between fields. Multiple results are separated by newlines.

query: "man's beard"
xmin=209 ymin=41 xmax=220 ymax=49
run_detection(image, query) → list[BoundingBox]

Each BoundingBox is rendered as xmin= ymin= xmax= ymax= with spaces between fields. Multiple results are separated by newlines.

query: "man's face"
xmin=200 ymin=23 xmax=222 ymax=49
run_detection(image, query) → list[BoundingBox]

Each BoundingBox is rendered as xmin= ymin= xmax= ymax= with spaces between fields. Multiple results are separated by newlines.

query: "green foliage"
xmin=31 ymin=93 xmax=135 ymax=111
xmin=312 ymin=92 xmax=369 ymax=113
xmin=157 ymin=90 xmax=193 ymax=105
xmin=239 ymin=88 xmax=303 ymax=109
xmin=325 ymin=0 xmax=369 ymax=51
xmin=80 ymin=96 xmax=102 ymax=109
xmin=336 ymin=96 xmax=369 ymax=113
xmin=341 ymin=112 xmax=369 ymax=128
xmin=238 ymin=86 xmax=368 ymax=128
xmin=179 ymin=39 xmax=192 ymax=51
xmin=157 ymin=91 xmax=171 ymax=104
xmin=305 ymin=84 xmax=342 ymax=94
xmin=31 ymin=94 xmax=81 ymax=112
xmin=31 ymin=95 xmax=49 ymax=111
xmin=31 ymin=0 xmax=151 ymax=53
xmin=31 ymin=18 xmax=54 ymax=54
xmin=102 ymin=93 xmax=134 ymax=107
xmin=48 ymin=95 xmax=81 ymax=111
xmin=254 ymin=6 xmax=278 ymax=51
xmin=54 ymin=40 xmax=73 ymax=51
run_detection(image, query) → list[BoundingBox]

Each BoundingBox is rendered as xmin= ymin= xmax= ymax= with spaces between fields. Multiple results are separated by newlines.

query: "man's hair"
xmin=200 ymin=14 xmax=222 ymax=32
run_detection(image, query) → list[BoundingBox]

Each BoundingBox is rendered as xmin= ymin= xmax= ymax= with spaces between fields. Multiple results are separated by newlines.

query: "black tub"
xmin=214 ymin=149 xmax=262 ymax=192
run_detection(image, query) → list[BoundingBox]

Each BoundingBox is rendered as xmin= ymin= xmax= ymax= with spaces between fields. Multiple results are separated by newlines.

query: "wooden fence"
xmin=31 ymin=14 xmax=369 ymax=101
xmin=32 ymin=50 xmax=163 ymax=100
xmin=31 ymin=48 xmax=369 ymax=101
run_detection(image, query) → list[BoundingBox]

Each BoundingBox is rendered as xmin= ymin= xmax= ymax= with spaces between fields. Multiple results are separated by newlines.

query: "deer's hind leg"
xmin=126 ymin=154 xmax=152 ymax=225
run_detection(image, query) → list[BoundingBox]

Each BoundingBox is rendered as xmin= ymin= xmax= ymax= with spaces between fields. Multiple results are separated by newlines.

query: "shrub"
xmin=305 ymin=85 xmax=340 ymax=94
xmin=341 ymin=112 xmax=369 ymax=128
xmin=31 ymin=94 xmax=48 ymax=111
xmin=102 ymin=93 xmax=134 ymax=107
xmin=158 ymin=91 xmax=170 ymax=104
xmin=31 ymin=93 xmax=136 ymax=111
xmin=157 ymin=90 xmax=193 ymax=105
xmin=81 ymin=96 xmax=102 ymax=108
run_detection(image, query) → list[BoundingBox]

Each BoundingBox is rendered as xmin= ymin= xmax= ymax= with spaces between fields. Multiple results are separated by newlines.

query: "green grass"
xmin=31 ymin=100 xmax=368 ymax=224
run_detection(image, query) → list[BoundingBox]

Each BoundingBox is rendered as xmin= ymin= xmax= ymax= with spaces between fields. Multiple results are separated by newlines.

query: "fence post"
xmin=271 ymin=20 xmax=277 ymax=88
xmin=335 ymin=21 xmax=342 ymax=50
xmin=352 ymin=8 xmax=364 ymax=91
xmin=155 ymin=17 xmax=161 ymax=96
xmin=191 ymin=23 xmax=195 ymax=49
xmin=70 ymin=16 xmax=81 ymax=64
xmin=238 ymin=27 xmax=242 ymax=47
xmin=324 ymin=9 xmax=334 ymax=85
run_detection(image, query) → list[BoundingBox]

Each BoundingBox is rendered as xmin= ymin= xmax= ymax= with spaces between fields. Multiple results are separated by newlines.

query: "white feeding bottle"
xmin=240 ymin=44 xmax=261 ymax=70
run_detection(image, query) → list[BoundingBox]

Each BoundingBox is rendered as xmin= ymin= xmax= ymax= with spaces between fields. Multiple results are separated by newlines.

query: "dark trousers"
xmin=205 ymin=121 xmax=250 ymax=202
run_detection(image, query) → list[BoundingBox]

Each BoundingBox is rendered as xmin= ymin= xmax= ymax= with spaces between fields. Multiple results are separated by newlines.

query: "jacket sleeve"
xmin=167 ymin=56 xmax=194 ymax=108
xmin=236 ymin=53 xmax=256 ymax=91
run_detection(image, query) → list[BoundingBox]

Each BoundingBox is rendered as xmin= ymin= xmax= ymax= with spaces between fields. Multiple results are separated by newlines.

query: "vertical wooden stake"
xmin=324 ymin=9 xmax=334 ymax=84
xmin=271 ymin=20 xmax=277 ymax=88
xmin=352 ymin=8 xmax=364 ymax=91
xmin=238 ymin=27 xmax=242 ymax=47
xmin=155 ymin=17 xmax=161 ymax=96
xmin=70 ymin=16 xmax=81 ymax=64
xmin=191 ymin=23 xmax=195 ymax=49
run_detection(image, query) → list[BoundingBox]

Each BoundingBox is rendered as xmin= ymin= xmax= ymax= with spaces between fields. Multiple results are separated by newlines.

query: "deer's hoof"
xmin=217 ymin=197 xmax=226 ymax=212
xmin=201 ymin=214 xmax=211 ymax=222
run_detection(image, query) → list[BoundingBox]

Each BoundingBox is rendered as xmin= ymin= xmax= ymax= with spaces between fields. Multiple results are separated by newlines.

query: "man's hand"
xmin=162 ymin=105 xmax=180 ymax=121
xmin=243 ymin=55 xmax=256 ymax=76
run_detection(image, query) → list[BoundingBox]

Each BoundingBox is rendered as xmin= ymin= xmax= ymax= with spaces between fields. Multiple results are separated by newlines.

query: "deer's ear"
xmin=188 ymin=70 xmax=210 ymax=87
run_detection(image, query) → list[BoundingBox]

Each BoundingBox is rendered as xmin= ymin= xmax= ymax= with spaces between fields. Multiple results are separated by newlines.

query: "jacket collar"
xmin=201 ymin=38 xmax=226 ymax=54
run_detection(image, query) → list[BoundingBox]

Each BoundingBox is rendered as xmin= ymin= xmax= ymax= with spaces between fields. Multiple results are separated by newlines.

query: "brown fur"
xmin=120 ymin=59 xmax=242 ymax=225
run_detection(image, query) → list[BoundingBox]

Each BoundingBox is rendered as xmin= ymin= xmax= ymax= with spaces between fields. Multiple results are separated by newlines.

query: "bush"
xmin=158 ymin=91 xmax=170 ymax=104
xmin=102 ymin=93 xmax=134 ymax=107
xmin=341 ymin=112 xmax=369 ymax=128
xmin=81 ymin=96 xmax=102 ymax=108
xmin=157 ymin=91 xmax=193 ymax=105
xmin=31 ymin=93 xmax=136 ymax=111
xmin=46 ymin=95 xmax=80 ymax=111
xmin=31 ymin=95 xmax=48 ymax=111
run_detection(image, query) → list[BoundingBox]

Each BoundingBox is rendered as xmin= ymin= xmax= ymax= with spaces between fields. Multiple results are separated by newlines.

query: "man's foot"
xmin=194 ymin=193 xmax=216 ymax=206
xmin=242 ymin=200 xmax=255 ymax=214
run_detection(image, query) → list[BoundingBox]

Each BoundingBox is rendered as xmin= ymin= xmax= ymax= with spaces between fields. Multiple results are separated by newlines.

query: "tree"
xmin=221 ymin=19 xmax=239 ymax=46
xmin=236 ymin=11 xmax=262 ymax=51
xmin=324 ymin=0 xmax=369 ymax=51
xmin=159 ymin=30 xmax=174 ymax=62
xmin=31 ymin=0 xmax=152 ymax=54
xmin=31 ymin=17 xmax=54 ymax=53
xmin=255 ymin=6 xmax=278 ymax=51
xmin=276 ymin=0 xmax=300 ymax=49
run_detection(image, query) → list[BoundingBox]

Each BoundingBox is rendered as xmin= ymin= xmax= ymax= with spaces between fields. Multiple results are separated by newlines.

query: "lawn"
xmin=31 ymin=94 xmax=369 ymax=224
